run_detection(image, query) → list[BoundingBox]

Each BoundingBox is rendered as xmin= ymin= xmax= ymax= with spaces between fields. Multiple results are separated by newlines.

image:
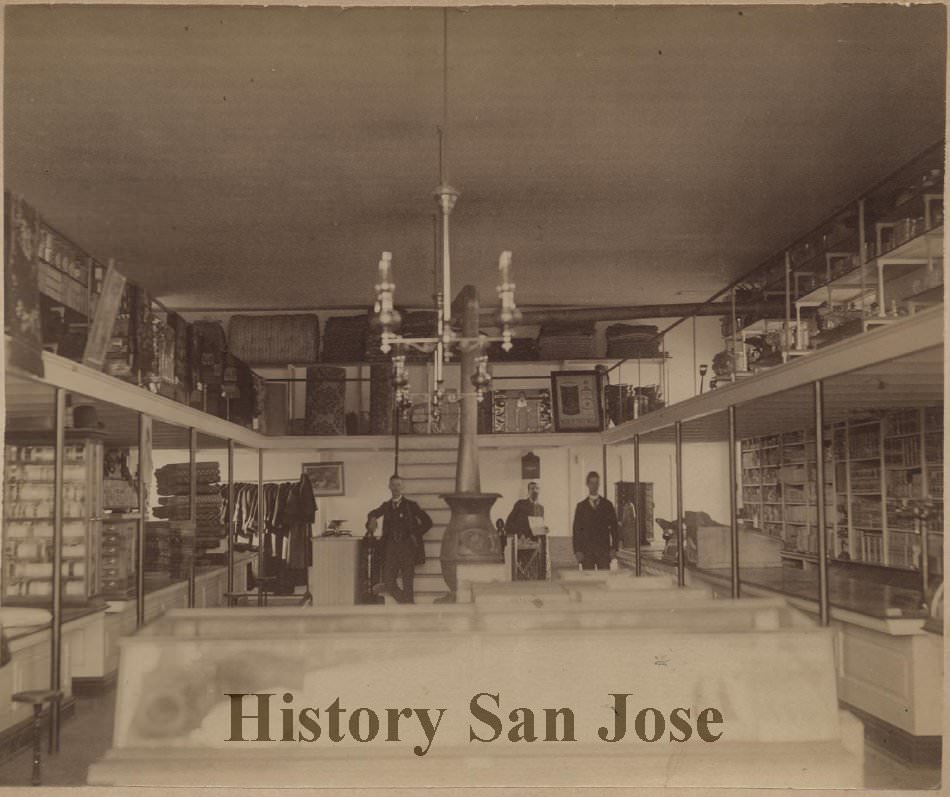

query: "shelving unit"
xmin=726 ymin=142 xmax=944 ymax=372
xmin=2 ymin=429 xmax=138 ymax=604
xmin=741 ymin=429 xmax=835 ymax=556
xmin=828 ymin=408 xmax=943 ymax=572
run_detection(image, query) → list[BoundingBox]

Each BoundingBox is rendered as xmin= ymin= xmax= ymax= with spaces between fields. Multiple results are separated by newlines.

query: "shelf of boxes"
xmin=2 ymin=437 xmax=101 ymax=603
xmin=2 ymin=430 xmax=139 ymax=604
xmin=833 ymin=406 xmax=943 ymax=572
xmin=734 ymin=143 xmax=943 ymax=363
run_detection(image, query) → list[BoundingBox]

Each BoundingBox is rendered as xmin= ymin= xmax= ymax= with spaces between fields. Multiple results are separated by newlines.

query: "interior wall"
xmin=151 ymin=437 xmax=730 ymax=541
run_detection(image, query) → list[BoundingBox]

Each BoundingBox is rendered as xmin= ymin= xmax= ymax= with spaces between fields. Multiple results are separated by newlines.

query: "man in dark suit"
xmin=572 ymin=471 xmax=618 ymax=570
xmin=365 ymin=474 xmax=433 ymax=604
xmin=505 ymin=481 xmax=545 ymax=539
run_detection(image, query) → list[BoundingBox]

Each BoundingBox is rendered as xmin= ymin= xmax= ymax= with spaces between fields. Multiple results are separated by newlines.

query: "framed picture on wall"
xmin=550 ymin=370 xmax=604 ymax=432
xmin=492 ymin=388 xmax=553 ymax=434
xmin=302 ymin=461 xmax=345 ymax=496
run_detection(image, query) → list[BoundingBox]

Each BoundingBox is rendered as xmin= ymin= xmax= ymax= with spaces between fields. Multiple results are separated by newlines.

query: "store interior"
xmin=0 ymin=3 xmax=946 ymax=788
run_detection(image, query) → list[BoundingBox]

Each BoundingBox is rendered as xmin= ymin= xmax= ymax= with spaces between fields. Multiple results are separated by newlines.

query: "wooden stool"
xmin=223 ymin=591 xmax=251 ymax=607
xmin=255 ymin=576 xmax=277 ymax=607
xmin=12 ymin=689 xmax=62 ymax=786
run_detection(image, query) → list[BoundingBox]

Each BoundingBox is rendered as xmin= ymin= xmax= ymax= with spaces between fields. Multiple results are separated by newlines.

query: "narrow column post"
xmin=188 ymin=427 xmax=197 ymax=608
xmin=257 ymin=449 xmax=265 ymax=607
xmin=728 ymin=405 xmax=741 ymax=599
xmin=674 ymin=421 xmax=685 ymax=587
xmin=227 ymin=440 xmax=235 ymax=599
xmin=136 ymin=414 xmax=150 ymax=628
xmin=49 ymin=388 xmax=65 ymax=754
xmin=633 ymin=434 xmax=642 ymax=577
xmin=393 ymin=393 xmax=400 ymax=475
xmin=814 ymin=380 xmax=830 ymax=626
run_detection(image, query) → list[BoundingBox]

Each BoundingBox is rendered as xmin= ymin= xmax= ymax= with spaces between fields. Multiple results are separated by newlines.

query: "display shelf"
xmin=2 ymin=428 xmax=139 ymax=605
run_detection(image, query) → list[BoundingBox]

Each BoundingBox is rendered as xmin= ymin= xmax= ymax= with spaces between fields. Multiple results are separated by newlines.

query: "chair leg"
xmin=31 ymin=704 xmax=42 ymax=786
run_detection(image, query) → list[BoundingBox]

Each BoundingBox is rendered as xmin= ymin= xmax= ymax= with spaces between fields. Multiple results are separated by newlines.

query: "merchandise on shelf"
xmin=152 ymin=462 xmax=226 ymax=561
xmin=1 ymin=431 xmax=139 ymax=603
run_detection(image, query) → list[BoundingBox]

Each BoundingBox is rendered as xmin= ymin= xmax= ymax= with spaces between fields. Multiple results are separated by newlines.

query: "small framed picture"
xmin=302 ymin=461 xmax=345 ymax=496
xmin=550 ymin=371 xmax=604 ymax=432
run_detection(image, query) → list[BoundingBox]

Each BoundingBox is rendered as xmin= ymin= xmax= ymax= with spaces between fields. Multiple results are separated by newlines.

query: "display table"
xmin=310 ymin=536 xmax=360 ymax=606
xmin=89 ymin=580 xmax=863 ymax=788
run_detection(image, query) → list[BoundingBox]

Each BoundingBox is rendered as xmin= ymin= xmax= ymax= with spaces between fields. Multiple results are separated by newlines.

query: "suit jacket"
xmin=505 ymin=498 xmax=544 ymax=538
xmin=572 ymin=496 xmax=618 ymax=556
xmin=367 ymin=498 xmax=432 ymax=546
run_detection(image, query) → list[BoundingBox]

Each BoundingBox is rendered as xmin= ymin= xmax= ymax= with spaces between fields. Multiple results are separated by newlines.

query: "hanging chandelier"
xmin=370 ymin=11 xmax=521 ymax=417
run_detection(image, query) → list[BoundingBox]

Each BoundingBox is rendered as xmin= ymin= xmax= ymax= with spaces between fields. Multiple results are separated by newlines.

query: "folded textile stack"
xmin=304 ymin=366 xmax=347 ymax=435
xmin=605 ymin=324 xmax=661 ymax=359
xmin=391 ymin=310 xmax=438 ymax=363
xmin=143 ymin=522 xmax=172 ymax=574
xmin=322 ymin=314 xmax=368 ymax=363
xmin=538 ymin=323 xmax=597 ymax=360
xmin=487 ymin=338 xmax=539 ymax=361
xmin=153 ymin=462 xmax=225 ymax=555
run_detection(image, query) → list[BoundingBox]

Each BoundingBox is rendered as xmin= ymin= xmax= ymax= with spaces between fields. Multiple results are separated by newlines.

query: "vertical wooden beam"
xmin=633 ymin=434 xmax=642 ymax=577
xmin=257 ymin=449 xmax=265 ymax=607
xmin=188 ymin=427 xmax=197 ymax=608
xmin=814 ymin=380 xmax=830 ymax=626
xmin=919 ymin=407 xmax=930 ymax=602
xmin=49 ymin=388 xmax=66 ymax=753
xmin=136 ymin=414 xmax=150 ymax=629
xmin=227 ymin=440 xmax=235 ymax=599
xmin=674 ymin=421 xmax=685 ymax=588
xmin=728 ymin=405 xmax=741 ymax=599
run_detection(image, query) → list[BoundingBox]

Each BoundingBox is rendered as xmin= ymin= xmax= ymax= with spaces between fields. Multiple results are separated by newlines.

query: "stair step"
xmin=413 ymin=572 xmax=449 ymax=591
xmin=399 ymin=477 xmax=456 ymax=493
xmin=415 ymin=558 xmax=444 ymax=575
xmin=398 ymin=463 xmax=457 ymax=479
xmin=398 ymin=449 xmax=458 ymax=465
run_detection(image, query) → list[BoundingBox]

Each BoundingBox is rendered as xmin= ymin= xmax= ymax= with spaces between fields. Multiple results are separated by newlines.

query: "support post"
xmin=601 ymin=444 xmax=608 ymax=499
xmin=136 ymin=414 xmax=150 ymax=629
xmin=633 ymin=434 xmax=642 ymax=577
xmin=257 ymin=449 xmax=265 ymax=607
xmin=784 ymin=251 xmax=792 ymax=358
xmin=187 ymin=427 xmax=197 ymax=608
xmin=49 ymin=388 xmax=65 ymax=754
xmin=728 ymin=405 xmax=741 ymax=599
xmin=674 ymin=421 xmax=685 ymax=588
xmin=227 ymin=440 xmax=235 ymax=599
xmin=814 ymin=380 xmax=830 ymax=626
xmin=393 ymin=392 xmax=400 ymax=475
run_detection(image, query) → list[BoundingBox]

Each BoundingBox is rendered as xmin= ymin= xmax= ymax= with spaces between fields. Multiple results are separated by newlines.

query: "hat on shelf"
xmin=72 ymin=404 xmax=105 ymax=431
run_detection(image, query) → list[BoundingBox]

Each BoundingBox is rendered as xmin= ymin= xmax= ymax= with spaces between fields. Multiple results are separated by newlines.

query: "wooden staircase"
xmin=397 ymin=446 xmax=457 ymax=602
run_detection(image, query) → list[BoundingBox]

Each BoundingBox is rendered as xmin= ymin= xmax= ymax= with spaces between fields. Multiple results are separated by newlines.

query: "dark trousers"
xmin=383 ymin=538 xmax=416 ymax=603
xmin=581 ymin=550 xmax=611 ymax=571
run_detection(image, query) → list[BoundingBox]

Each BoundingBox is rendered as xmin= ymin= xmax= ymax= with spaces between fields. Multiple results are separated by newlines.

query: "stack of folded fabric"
xmin=605 ymin=324 xmax=661 ymax=359
xmin=304 ymin=366 xmax=347 ymax=435
xmin=396 ymin=311 xmax=438 ymax=363
xmin=487 ymin=338 xmax=539 ymax=362
xmin=143 ymin=522 xmax=171 ymax=574
xmin=322 ymin=314 xmax=368 ymax=363
xmin=153 ymin=462 xmax=226 ymax=554
xmin=538 ymin=322 xmax=597 ymax=360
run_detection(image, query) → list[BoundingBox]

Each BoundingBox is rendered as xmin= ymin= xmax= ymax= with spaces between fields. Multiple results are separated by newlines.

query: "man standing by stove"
xmin=365 ymin=474 xmax=432 ymax=603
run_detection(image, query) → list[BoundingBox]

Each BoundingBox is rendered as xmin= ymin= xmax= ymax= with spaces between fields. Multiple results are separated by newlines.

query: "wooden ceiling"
xmin=4 ymin=4 xmax=946 ymax=311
